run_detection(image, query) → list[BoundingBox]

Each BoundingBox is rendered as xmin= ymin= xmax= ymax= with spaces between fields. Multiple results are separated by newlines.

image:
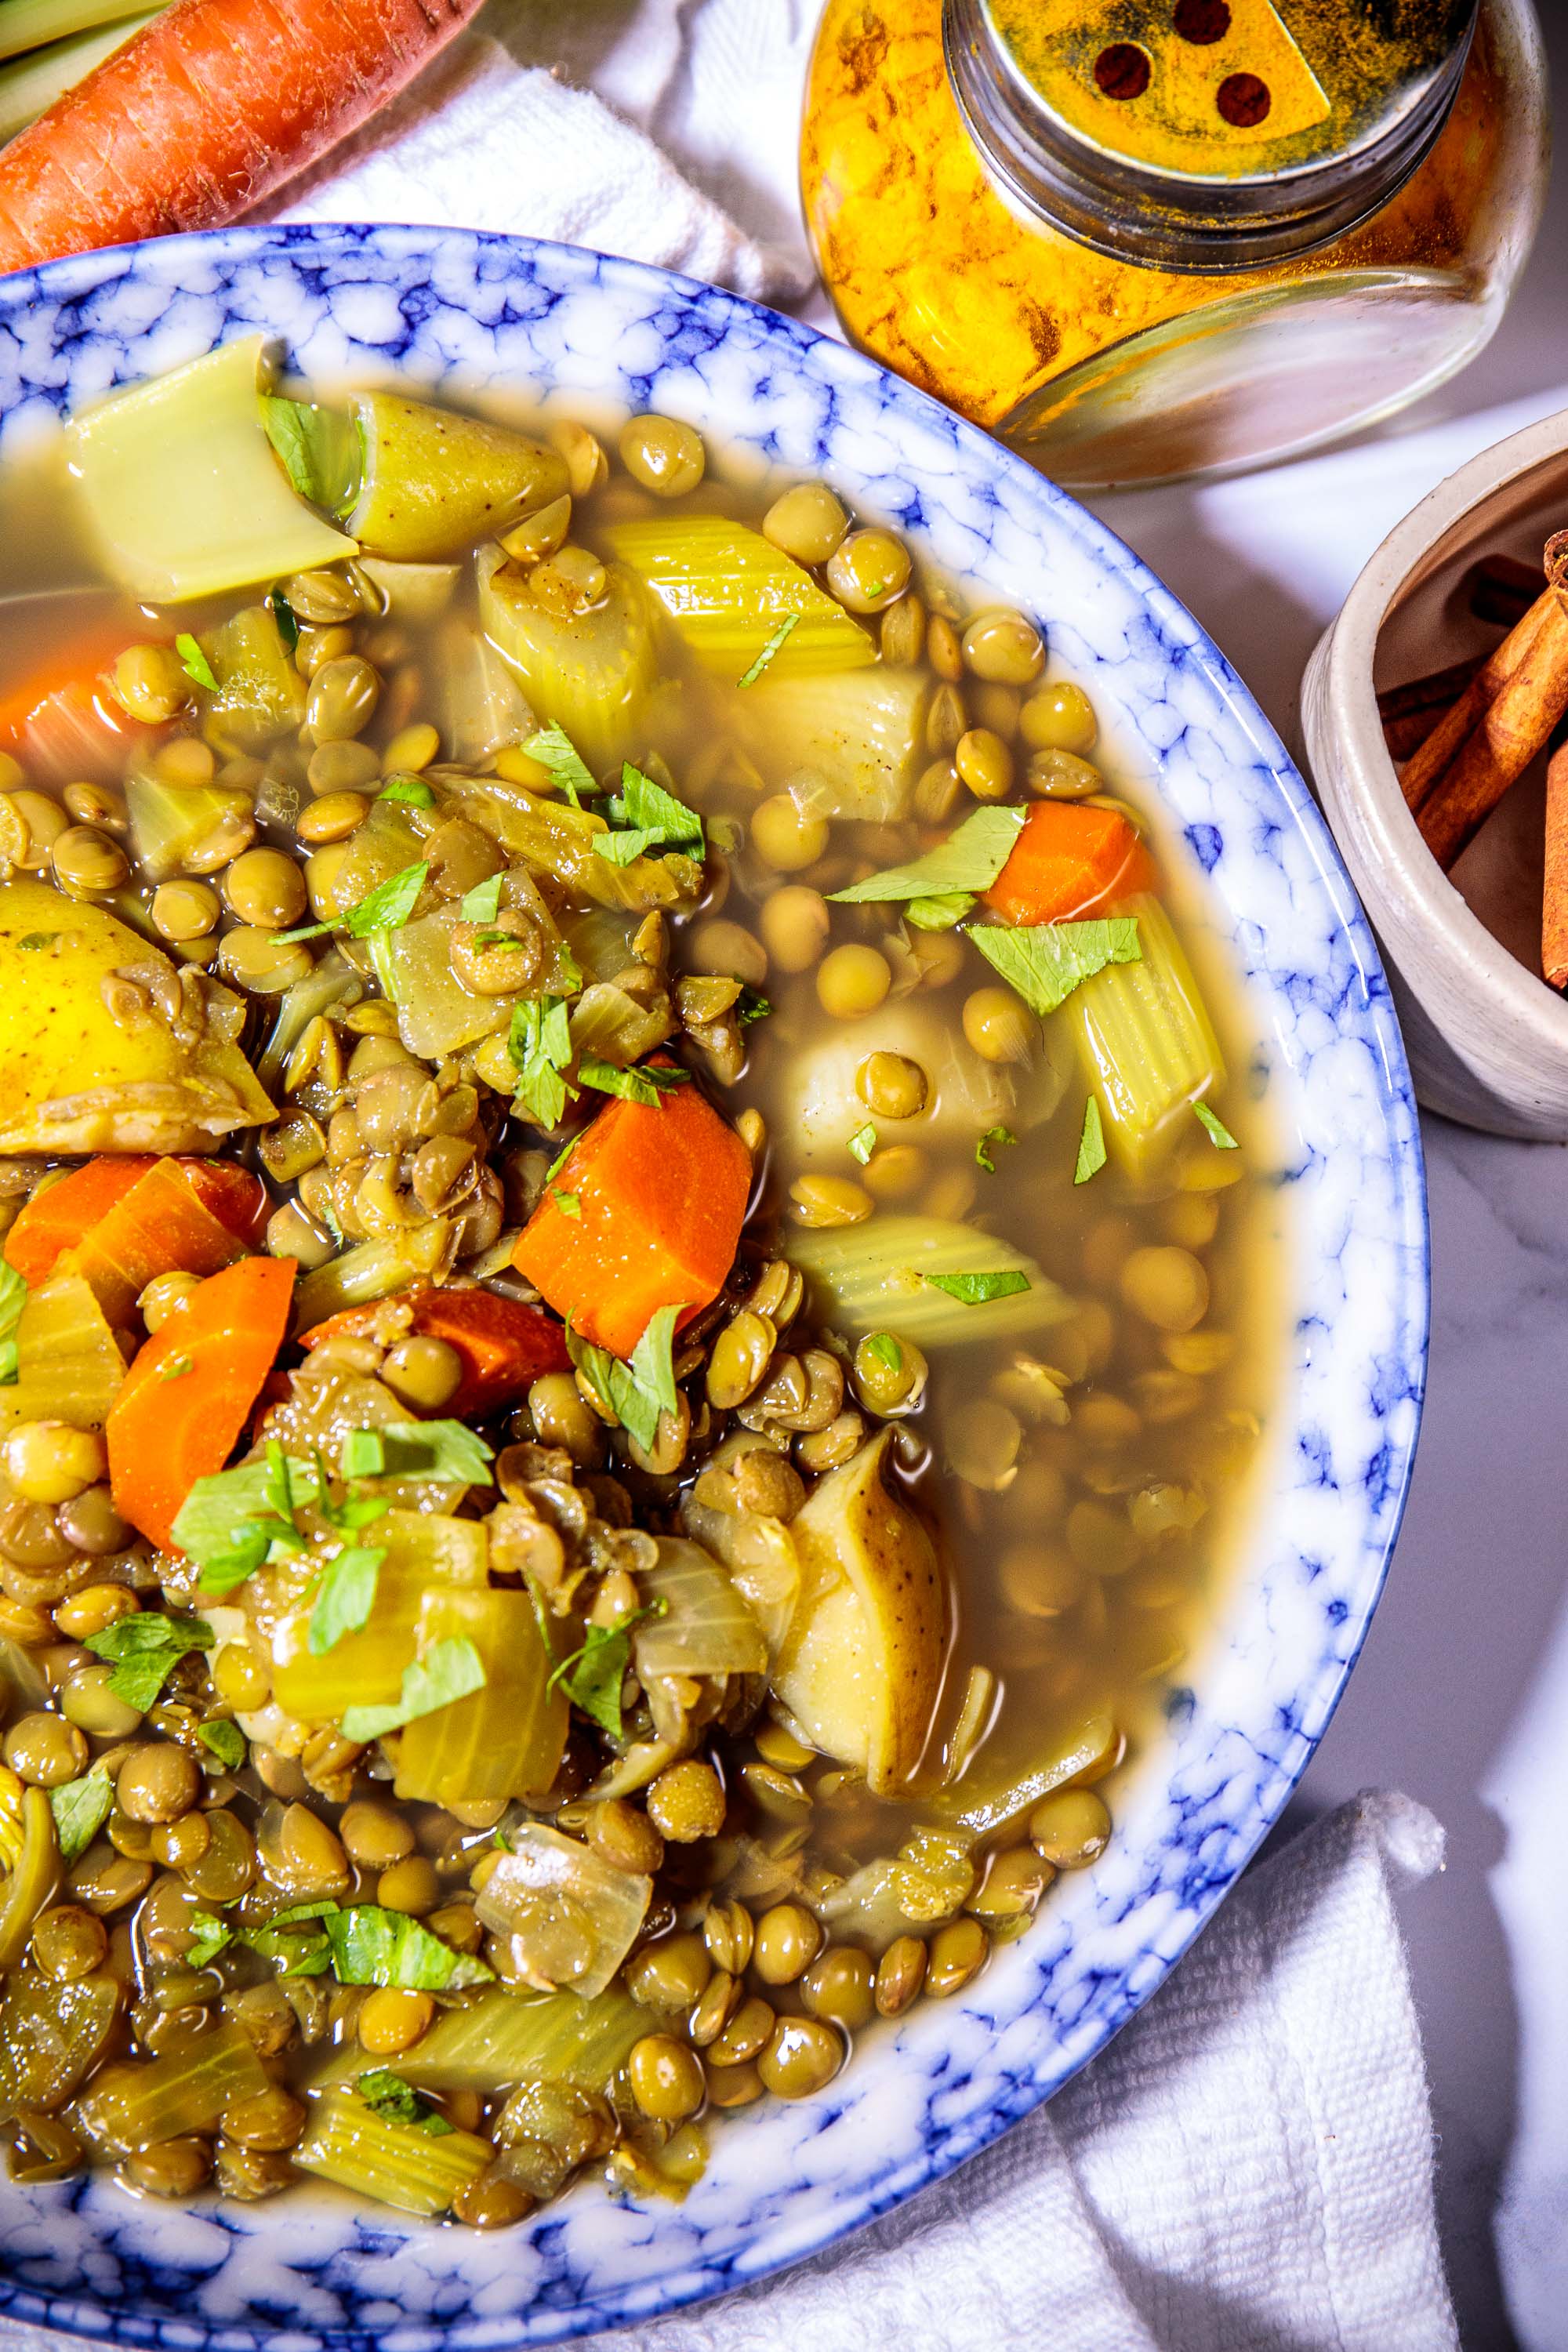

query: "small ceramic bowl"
xmin=1301 ymin=404 xmax=1568 ymax=1138
xmin=0 ymin=224 xmax=1428 ymax=2350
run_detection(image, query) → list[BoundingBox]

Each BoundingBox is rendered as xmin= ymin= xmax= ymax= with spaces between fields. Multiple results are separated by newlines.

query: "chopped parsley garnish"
xmin=866 ymin=1332 xmax=903 ymax=1374
xmin=379 ymin=774 xmax=436 ymax=809
xmin=975 ymin=1124 xmax=1017 ymax=1173
xmin=341 ymin=1637 xmax=488 ymax=1745
xmin=830 ymin=807 xmax=1024 ymax=905
xmin=604 ymin=763 xmax=704 ymax=858
xmin=546 ymin=1602 xmax=664 ymax=1741
xmin=1193 ymin=1101 xmax=1239 ymax=1151
xmin=49 ymin=1768 xmax=114 ymax=1864
xmin=195 ymin=1719 xmax=246 ymax=1772
xmin=509 ymin=994 xmax=576 ymax=1130
xmin=567 ymin=1303 xmax=683 ymax=1456
xmin=175 ymin=632 xmax=217 ymax=691
xmin=522 ymin=725 xmax=599 ymax=808
xmin=967 ymin=915 xmax=1141 ymax=1018
xmin=736 ymin=613 xmax=800 ymax=688
xmin=357 ymin=2070 xmax=454 ymax=2136
xmin=267 ymin=588 xmax=299 ymax=655
xmin=550 ymin=1187 xmax=582 ymax=1219
xmin=82 ymin=1613 xmax=214 ymax=1712
xmin=274 ymin=859 xmax=430 ymax=946
xmin=917 ymin=1269 xmax=1032 ymax=1306
xmin=307 ymin=1545 xmax=384 ymax=1657
xmin=848 ymin=1123 xmax=877 ymax=1165
xmin=578 ymin=1056 xmax=690 ymax=1108
xmin=459 ymin=873 xmax=503 ymax=924
xmin=1074 ymin=1097 xmax=1106 ymax=1185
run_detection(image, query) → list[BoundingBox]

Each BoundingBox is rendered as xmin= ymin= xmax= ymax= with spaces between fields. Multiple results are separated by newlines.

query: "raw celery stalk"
xmin=316 ymin=1985 xmax=646 ymax=2096
xmin=270 ymin=1511 xmax=486 ymax=1722
xmin=0 ymin=0 xmax=154 ymax=64
xmin=293 ymin=2088 xmax=492 ymax=2216
xmin=0 ymin=10 xmax=157 ymax=140
xmin=478 ymin=546 xmax=657 ymax=774
xmin=76 ymin=2017 xmax=267 ymax=2151
xmin=65 ymin=337 xmax=358 ymax=604
xmin=394 ymin=1587 xmax=566 ymax=1808
xmin=0 ymin=1968 xmax=118 ymax=2118
xmin=0 ymin=1272 xmax=123 ymax=1435
xmin=346 ymin=392 xmax=568 ymax=562
xmin=634 ymin=1537 xmax=768 ymax=1681
xmin=728 ymin=663 xmax=930 ymax=821
xmin=600 ymin=514 xmax=876 ymax=679
xmin=787 ymin=1214 xmax=1073 ymax=1349
xmin=1065 ymin=893 xmax=1225 ymax=1179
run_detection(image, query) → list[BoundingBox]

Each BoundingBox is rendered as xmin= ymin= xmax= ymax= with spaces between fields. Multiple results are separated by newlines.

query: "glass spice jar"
xmin=800 ymin=0 xmax=1548 ymax=488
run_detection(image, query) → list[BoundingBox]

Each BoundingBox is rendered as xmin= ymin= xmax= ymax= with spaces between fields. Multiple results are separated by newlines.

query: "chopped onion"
xmin=475 ymin=1824 xmax=651 ymax=1999
xmin=633 ymin=1538 xmax=768 ymax=1683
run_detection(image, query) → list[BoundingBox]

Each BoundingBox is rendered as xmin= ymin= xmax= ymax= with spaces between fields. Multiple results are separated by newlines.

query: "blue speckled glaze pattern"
xmin=0 ymin=226 xmax=1428 ymax=2350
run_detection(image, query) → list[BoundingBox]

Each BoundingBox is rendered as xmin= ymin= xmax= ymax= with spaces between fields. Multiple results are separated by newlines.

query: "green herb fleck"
xmin=340 ymin=1428 xmax=386 ymax=1480
xmin=1193 ymin=1101 xmax=1239 ymax=1151
xmin=185 ymin=1911 xmax=234 ymax=1969
xmin=15 ymin=933 xmax=59 ymax=953
xmin=975 ymin=1125 xmax=1018 ymax=1174
xmin=372 ymin=1421 xmax=494 ymax=1486
xmin=82 ymin=1613 xmax=214 ymax=1713
xmin=905 ymin=892 xmax=975 ymax=931
xmin=607 ymin=764 xmax=704 ymax=857
xmin=325 ymin=1907 xmax=492 ymax=1991
xmin=159 ymin=1354 xmax=194 ymax=1381
xmin=1074 ymin=1097 xmax=1106 ymax=1185
xmin=566 ymin=1301 xmax=683 ymax=1457
xmin=343 ymin=860 xmax=428 ymax=938
xmin=308 ymin=1545 xmax=384 ymax=1657
xmin=357 ymin=2069 xmax=455 ymax=2136
xmin=578 ymin=1056 xmax=690 ymax=1108
xmin=522 ymin=725 xmax=599 ymax=809
xmin=341 ymin=1638 xmax=488 ymax=1745
xmin=546 ymin=1602 xmax=663 ymax=1741
xmin=550 ymin=1188 xmax=582 ymax=1220
xmin=379 ymin=774 xmax=436 ymax=809
xmin=866 ymin=1332 xmax=902 ymax=1374
xmin=509 ymin=994 xmax=577 ymax=1131
xmin=267 ymin=590 xmax=299 ymax=655
xmin=459 ymin=873 xmax=503 ymax=924
xmin=736 ymin=988 xmax=771 ymax=1025
xmin=918 ymin=1269 xmax=1031 ymax=1306
xmin=736 ymin=613 xmax=800 ymax=688
xmin=176 ymin=633 xmax=218 ymax=691
xmin=830 ymin=807 xmax=1025 ymax=905
xmin=48 ymin=1767 xmax=113 ymax=1864
xmin=967 ymin=916 xmax=1141 ymax=1018
xmin=593 ymin=827 xmax=658 ymax=867
xmin=848 ymin=1123 xmax=877 ymax=1166
xmin=195 ymin=1719 xmax=246 ymax=1772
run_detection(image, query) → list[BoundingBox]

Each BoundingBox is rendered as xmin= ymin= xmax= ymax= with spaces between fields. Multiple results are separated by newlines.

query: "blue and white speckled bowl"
xmin=0 ymin=226 xmax=1428 ymax=2349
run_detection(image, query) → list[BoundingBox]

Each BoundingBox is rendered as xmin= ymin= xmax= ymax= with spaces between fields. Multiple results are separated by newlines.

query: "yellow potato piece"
xmin=772 ymin=1429 xmax=947 ymax=1794
xmin=0 ymin=878 xmax=274 ymax=1154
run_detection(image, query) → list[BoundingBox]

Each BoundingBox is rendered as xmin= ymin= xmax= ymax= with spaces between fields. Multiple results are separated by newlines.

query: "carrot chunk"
xmin=108 ymin=1255 xmax=296 ymax=1552
xmin=983 ymin=801 xmax=1155 ymax=927
xmin=64 ymin=1157 xmax=265 ymax=1327
xmin=4 ymin=1157 xmax=156 ymax=1288
xmin=513 ymin=1081 xmax=752 ymax=1359
xmin=0 ymin=638 xmax=150 ymax=782
xmin=299 ymin=1285 xmax=570 ymax=1417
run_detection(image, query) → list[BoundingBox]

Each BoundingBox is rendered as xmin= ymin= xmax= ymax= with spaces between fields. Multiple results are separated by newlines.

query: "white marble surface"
xmin=1080 ymin=20 xmax=1568 ymax=2339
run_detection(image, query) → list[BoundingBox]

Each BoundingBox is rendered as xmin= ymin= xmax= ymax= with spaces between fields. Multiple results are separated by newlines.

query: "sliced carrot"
xmin=0 ymin=637 xmax=150 ymax=782
xmin=108 ymin=1254 xmax=297 ymax=1553
xmin=299 ymin=1284 xmax=570 ymax=1418
xmin=0 ymin=0 xmax=487 ymax=274
xmin=513 ymin=1079 xmax=752 ymax=1359
xmin=983 ymin=802 xmax=1156 ymax=928
xmin=4 ymin=1157 xmax=155 ymax=1287
xmin=64 ymin=1157 xmax=264 ymax=1327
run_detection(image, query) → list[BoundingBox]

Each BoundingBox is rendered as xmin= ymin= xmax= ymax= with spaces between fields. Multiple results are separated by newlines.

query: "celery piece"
xmin=633 ymin=1538 xmax=768 ymax=1682
xmin=294 ymin=2088 xmax=492 ymax=2216
xmin=0 ymin=9 xmax=157 ymax=141
xmin=394 ymin=1588 xmax=567 ymax=1809
xmin=292 ymin=1239 xmax=425 ymax=1330
xmin=601 ymin=514 xmax=876 ymax=680
xmin=270 ymin=1511 xmax=486 ymax=1723
xmin=1065 ymin=893 xmax=1225 ymax=1179
xmin=0 ymin=1968 xmax=118 ymax=2119
xmin=728 ymin=664 xmax=930 ymax=822
xmin=201 ymin=604 xmax=307 ymax=752
xmin=0 ymin=1780 xmax=56 ymax=1969
xmin=931 ymin=1709 xmax=1122 ymax=1838
xmin=439 ymin=766 xmax=695 ymax=914
xmin=76 ymin=2018 xmax=267 ymax=2152
xmin=125 ymin=768 xmax=250 ymax=884
xmin=479 ymin=546 xmax=658 ymax=775
xmin=787 ymin=1214 xmax=1072 ymax=1349
xmin=476 ymin=1826 xmax=652 ymax=2000
xmin=65 ymin=337 xmax=358 ymax=604
xmin=346 ymin=392 xmax=568 ymax=562
xmin=316 ymin=1984 xmax=646 ymax=2097
xmin=0 ymin=1272 xmax=123 ymax=1436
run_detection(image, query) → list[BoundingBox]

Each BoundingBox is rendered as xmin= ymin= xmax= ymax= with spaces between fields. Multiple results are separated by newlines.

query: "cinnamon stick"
xmin=1399 ymin=589 xmax=1553 ymax=812
xmin=1466 ymin=552 xmax=1543 ymax=630
xmin=1544 ymin=743 xmax=1568 ymax=991
xmin=1379 ymin=653 xmax=1486 ymax=760
xmin=1420 ymin=584 xmax=1568 ymax=868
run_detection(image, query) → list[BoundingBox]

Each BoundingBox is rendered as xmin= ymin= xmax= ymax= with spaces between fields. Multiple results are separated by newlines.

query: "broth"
xmin=0 ymin=353 xmax=1280 ymax=2219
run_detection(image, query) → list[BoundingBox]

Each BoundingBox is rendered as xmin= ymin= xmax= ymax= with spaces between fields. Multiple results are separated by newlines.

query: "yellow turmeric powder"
xmin=800 ymin=0 xmax=1537 ymax=485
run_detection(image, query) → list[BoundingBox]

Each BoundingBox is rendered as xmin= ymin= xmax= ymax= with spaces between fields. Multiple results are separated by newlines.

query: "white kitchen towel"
xmin=572 ymin=1792 xmax=1456 ymax=2352
xmin=263 ymin=0 xmax=820 ymax=309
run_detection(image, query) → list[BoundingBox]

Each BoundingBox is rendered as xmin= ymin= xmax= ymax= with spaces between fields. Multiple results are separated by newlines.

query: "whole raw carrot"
xmin=0 ymin=0 xmax=485 ymax=275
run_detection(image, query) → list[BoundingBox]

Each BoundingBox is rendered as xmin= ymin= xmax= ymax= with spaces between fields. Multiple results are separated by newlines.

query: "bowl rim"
xmin=1316 ymin=397 xmax=1568 ymax=1058
xmin=0 ymin=220 xmax=1430 ymax=2347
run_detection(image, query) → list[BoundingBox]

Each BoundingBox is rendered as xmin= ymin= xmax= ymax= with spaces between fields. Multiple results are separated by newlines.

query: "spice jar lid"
xmin=945 ymin=0 xmax=1478 ymax=270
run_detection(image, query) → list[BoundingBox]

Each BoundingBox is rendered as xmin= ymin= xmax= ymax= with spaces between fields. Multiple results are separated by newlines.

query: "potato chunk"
xmin=0 ymin=879 xmax=274 ymax=1154
xmin=772 ymin=1430 xmax=946 ymax=1794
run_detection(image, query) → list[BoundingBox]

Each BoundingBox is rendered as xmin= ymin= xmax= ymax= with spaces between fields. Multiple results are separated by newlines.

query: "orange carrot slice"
xmin=0 ymin=0 xmax=487 ymax=274
xmin=513 ymin=1080 xmax=751 ymax=1359
xmin=4 ymin=1157 xmax=155 ymax=1287
xmin=983 ymin=801 xmax=1155 ymax=927
xmin=64 ymin=1158 xmax=265 ymax=1327
xmin=108 ymin=1254 xmax=297 ymax=1552
xmin=0 ymin=638 xmax=151 ymax=782
xmin=299 ymin=1284 xmax=570 ymax=1418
